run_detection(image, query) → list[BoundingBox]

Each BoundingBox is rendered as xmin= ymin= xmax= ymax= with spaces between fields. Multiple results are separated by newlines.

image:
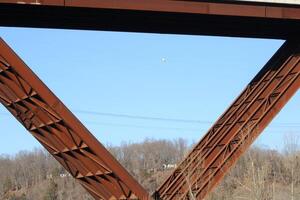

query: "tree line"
xmin=1 ymin=136 xmax=300 ymax=200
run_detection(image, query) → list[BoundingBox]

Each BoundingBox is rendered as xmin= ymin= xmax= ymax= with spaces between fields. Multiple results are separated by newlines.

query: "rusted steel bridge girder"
xmin=154 ymin=40 xmax=300 ymax=199
xmin=0 ymin=38 xmax=149 ymax=200
xmin=1 ymin=0 xmax=300 ymax=39
xmin=1 ymin=1 xmax=300 ymax=200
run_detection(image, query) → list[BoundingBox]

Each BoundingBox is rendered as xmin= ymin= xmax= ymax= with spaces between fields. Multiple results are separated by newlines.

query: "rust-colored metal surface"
xmin=154 ymin=40 xmax=300 ymax=199
xmin=2 ymin=1 xmax=300 ymax=200
xmin=0 ymin=38 xmax=149 ymax=200
xmin=1 ymin=0 xmax=300 ymax=38
xmin=2 ymin=0 xmax=300 ymax=19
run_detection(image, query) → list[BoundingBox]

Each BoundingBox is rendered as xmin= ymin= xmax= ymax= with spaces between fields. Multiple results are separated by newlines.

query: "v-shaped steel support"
xmin=1 ymin=37 xmax=300 ymax=200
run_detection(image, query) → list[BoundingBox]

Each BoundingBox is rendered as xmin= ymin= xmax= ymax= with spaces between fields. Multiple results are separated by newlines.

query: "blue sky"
xmin=0 ymin=27 xmax=299 ymax=155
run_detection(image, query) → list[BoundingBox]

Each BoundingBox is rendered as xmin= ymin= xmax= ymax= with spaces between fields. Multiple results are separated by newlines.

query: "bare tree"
xmin=284 ymin=133 xmax=299 ymax=200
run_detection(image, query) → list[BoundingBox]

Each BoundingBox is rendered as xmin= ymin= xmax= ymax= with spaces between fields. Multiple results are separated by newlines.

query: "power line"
xmin=0 ymin=110 xmax=207 ymax=131
xmin=75 ymin=110 xmax=212 ymax=124
xmin=2 ymin=109 xmax=300 ymax=129
xmin=84 ymin=121 xmax=205 ymax=132
xmin=74 ymin=110 xmax=300 ymax=128
xmin=82 ymin=120 xmax=300 ymax=133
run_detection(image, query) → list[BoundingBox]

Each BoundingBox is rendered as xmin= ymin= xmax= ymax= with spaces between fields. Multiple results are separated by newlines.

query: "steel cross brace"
xmin=1 ymin=1 xmax=300 ymax=200
xmin=155 ymin=40 xmax=300 ymax=199
xmin=1 ymin=35 xmax=300 ymax=200
xmin=0 ymin=38 xmax=149 ymax=200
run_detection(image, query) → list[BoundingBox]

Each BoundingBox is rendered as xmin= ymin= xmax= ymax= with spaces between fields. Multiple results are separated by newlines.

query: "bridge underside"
xmin=0 ymin=0 xmax=300 ymax=39
xmin=1 ymin=1 xmax=300 ymax=200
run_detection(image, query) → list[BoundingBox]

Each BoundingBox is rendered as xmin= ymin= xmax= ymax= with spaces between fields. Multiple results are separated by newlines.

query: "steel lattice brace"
xmin=154 ymin=40 xmax=300 ymax=200
xmin=0 ymin=38 xmax=150 ymax=200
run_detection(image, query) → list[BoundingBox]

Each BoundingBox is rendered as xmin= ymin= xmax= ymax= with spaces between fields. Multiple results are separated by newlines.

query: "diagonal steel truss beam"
xmin=154 ymin=39 xmax=300 ymax=200
xmin=0 ymin=38 xmax=150 ymax=200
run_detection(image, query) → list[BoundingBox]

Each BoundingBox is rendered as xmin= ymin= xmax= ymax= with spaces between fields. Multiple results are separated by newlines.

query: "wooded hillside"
xmin=1 ymin=137 xmax=300 ymax=200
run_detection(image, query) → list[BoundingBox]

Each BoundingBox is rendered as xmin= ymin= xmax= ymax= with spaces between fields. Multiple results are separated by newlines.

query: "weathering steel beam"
xmin=155 ymin=40 xmax=300 ymax=199
xmin=0 ymin=38 xmax=149 ymax=200
xmin=1 ymin=0 xmax=300 ymax=38
xmin=2 ymin=1 xmax=300 ymax=200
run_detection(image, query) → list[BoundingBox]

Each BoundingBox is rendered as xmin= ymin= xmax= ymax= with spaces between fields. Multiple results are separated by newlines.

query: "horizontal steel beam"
xmin=1 ymin=0 xmax=300 ymax=38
